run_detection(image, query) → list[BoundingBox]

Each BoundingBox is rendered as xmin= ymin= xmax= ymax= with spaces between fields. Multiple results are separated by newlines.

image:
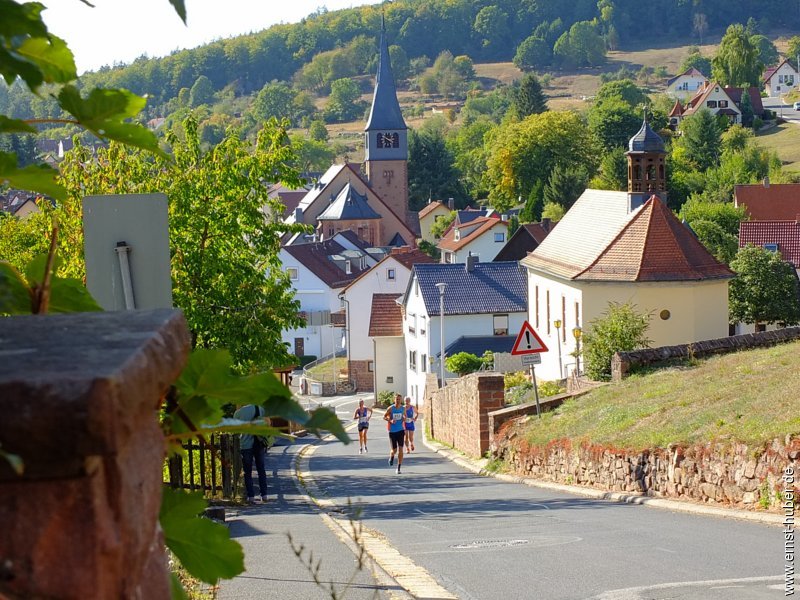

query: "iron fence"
xmin=164 ymin=434 xmax=241 ymax=499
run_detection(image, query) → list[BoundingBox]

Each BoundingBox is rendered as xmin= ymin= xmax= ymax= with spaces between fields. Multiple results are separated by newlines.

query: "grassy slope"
xmin=757 ymin=123 xmax=800 ymax=171
xmin=523 ymin=340 xmax=800 ymax=451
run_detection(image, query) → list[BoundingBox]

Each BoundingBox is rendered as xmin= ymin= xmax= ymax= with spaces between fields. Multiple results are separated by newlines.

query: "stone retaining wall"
xmin=612 ymin=327 xmax=800 ymax=381
xmin=494 ymin=424 xmax=800 ymax=511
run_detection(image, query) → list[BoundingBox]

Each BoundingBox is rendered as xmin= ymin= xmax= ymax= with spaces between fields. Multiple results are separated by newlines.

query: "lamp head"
xmin=435 ymin=282 xmax=448 ymax=295
xmin=554 ymin=319 xmax=562 ymax=329
xmin=572 ymin=326 xmax=582 ymax=340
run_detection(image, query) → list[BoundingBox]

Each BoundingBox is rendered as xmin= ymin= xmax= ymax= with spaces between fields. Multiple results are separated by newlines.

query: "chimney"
xmin=541 ymin=217 xmax=551 ymax=231
xmin=465 ymin=252 xmax=478 ymax=272
xmin=294 ymin=207 xmax=303 ymax=223
xmin=763 ymin=176 xmax=770 ymax=188
xmin=447 ymin=198 xmax=454 ymax=210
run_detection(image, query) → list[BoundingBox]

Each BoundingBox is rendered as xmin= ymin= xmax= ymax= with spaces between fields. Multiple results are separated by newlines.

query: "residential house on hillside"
xmin=417 ymin=200 xmax=452 ymax=244
xmin=279 ymin=231 xmax=379 ymax=362
xmin=282 ymin=20 xmax=420 ymax=248
xmin=739 ymin=220 xmax=800 ymax=277
xmin=671 ymin=82 xmax=764 ymax=126
xmin=493 ymin=220 xmax=555 ymax=262
xmin=666 ymin=67 xmax=708 ymax=98
xmin=438 ymin=215 xmax=509 ymax=263
xmin=763 ymin=58 xmax=798 ymax=97
xmin=521 ymin=119 xmax=734 ymax=381
xmin=339 ymin=247 xmax=435 ymax=392
xmin=401 ymin=259 xmax=527 ymax=403
xmin=369 ymin=293 xmax=406 ymax=398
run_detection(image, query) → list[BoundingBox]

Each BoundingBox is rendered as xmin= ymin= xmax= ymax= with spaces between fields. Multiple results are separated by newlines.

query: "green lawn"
xmin=757 ymin=122 xmax=800 ymax=172
xmin=304 ymin=356 xmax=349 ymax=381
xmin=522 ymin=340 xmax=800 ymax=451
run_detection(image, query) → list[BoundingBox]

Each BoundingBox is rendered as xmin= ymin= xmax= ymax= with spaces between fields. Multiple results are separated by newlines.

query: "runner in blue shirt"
xmin=383 ymin=393 xmax=406 ymax=474
xmin=353 ymin=399 xmax=373 ymax=454
xmin=403 ymin=397 xmax=418 ymax=453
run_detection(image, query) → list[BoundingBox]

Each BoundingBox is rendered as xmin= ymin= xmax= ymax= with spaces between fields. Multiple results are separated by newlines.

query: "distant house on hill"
xmin=671 ymin=82 xmax=764 ymax=127
xmin=417 ymin=200 xmax=452 ymax=244
xmin=521 ymin=119 xmax=733 ymax=381
xmin=763 ymin=58 xmax=798 ymax=97
xmin=437 ymin=215 xmax=508 ymax=263
xmin=666 ymin=67 xmax=708 ymax=98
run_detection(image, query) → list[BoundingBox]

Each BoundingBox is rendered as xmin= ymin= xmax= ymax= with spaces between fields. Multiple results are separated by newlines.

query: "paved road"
xmin=219 ymin=393 xmax=396 ymax=600
xmin=763 ymin=95 xmax=800 ymax=124
xmin=308 ymin=427 xmax=786 ymax=600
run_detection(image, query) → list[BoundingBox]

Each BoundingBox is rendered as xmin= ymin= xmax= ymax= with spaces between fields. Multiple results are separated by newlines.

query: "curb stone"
xmin=421 ymin=425 xmax=785 ymax=527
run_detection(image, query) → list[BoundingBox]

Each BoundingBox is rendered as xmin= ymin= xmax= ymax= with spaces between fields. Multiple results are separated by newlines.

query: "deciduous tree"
xmin=583 ymin=302 xmax=652 ymax=381
xmin=511 ymin=73 xmax=548 ymax=118
xmin=729 ymin=245 xmax=800 ymax=328
xmin=712 ymin=24 xmax=764 ymax=87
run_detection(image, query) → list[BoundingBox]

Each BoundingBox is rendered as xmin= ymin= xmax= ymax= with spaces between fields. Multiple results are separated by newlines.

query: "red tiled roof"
xmin=278 ymin=191 xmax=307 ymax=218
xmin=368 ymin=294 xmax=403 ymax=337
xmin=723 ymin=86 xmax=764 ymax=115
xmin=390 ymin=248 xmax=436 ymax=269
xmin=522 ymin=221 xmax=554 ymax=244
xmin=438 ymin=216 xmax=507 ymax=252
xmin=418 ymin=201 xmax=448 ymax=219
xmin=282 ymin=239 xmax=370 ymax=288
xmin=763 ymin=58 xmax=795 ymax=83
xmin=578 ymin=196 xmax=734 ymax=281
xmin=734 ymin=183 xmax=800 ymax=221
xmin=739 ymin=221 xmax=800 ymax=267
xmin=668 ymin=100 xmax=684 ymax=117
xmin=667 ymin=67 xmax=707 ymax=87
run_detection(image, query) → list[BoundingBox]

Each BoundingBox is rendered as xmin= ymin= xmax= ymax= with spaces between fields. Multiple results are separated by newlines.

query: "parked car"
xmin=794 ymin=102 xmax=800 ymax=110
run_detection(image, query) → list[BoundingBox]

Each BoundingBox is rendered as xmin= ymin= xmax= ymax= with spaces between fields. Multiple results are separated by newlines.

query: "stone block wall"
xmin=349 ymin=359 xmax=374 ymax=392
xmin=0 ymin=310 xmax=190 ymax=600
xmin=494 ymin=423 xmax=800 ymax=510
xmin=423 ymin=372 xmax=505 ymax=458
xmin=612 ymin=327 xmax=800 ymax=381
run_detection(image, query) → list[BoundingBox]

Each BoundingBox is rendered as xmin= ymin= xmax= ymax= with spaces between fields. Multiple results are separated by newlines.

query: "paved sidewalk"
xmin=217 ymin=438 xmax=397 ymax=600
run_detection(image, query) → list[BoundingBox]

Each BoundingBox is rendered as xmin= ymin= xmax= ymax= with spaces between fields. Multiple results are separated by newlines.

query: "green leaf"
xmin=304 ymin=407 xmax=350 ymax=443
xmin=0 ymin=152 xmax=66 ymax=200
xmin=0 ymin=262 xmax=32 ymax=315
xmin=24 ymin=252 xmax=60 ymax=286
xmin=0 ymin=447 xmax=24 ymax=475
xmin=169 ymin=573 xmax=189 ymax=600
xmin=168 ymin=0 xmax=187 ymax=24
xmin=16 ymin=34 xmax=76 ymax=84
xmin=0 ymin=116 xmax=36 ymax=134
xmin=0 ymin=0 xmax=50 ymax=90
xmin=57 ymin=85 xmax=165 ymax=156
xmin=23 ymin=254 xmax=101 ymax=313
xmin=160 ymin=488 xmax=244 ymax=584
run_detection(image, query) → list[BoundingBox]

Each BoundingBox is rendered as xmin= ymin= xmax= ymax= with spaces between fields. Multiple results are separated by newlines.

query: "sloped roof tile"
xmin=739 ymin=221 xmax=800 ymax=267
xmin=369 ymin=294 xmax=404 ymax=337
xmin=282 ymin=239 xmax=370 ymax=288
xmin=735 ymin=183 xmax=800 ymax=221
xmin=438 ymin=216 xmax=507 ymax=252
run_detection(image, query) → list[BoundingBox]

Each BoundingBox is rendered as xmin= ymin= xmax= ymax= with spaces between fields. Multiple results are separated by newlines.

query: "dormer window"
xmin=764 ymin=243 xmax=779 ymax=252
xmin=387 ymin=268 xmax=396 ymax=280
xmin=454 ymin=229 xmax=461 ymax=241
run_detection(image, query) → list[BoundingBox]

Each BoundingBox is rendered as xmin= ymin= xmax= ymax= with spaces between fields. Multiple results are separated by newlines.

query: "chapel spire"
xmin=364 ymin=15 xmax=407 ymax=132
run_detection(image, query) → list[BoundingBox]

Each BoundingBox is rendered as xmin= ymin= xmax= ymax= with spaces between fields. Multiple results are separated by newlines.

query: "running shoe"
xmin=396 ymin=466 xmax=401 ymax=475
xmin=389 ymin=455 xmax=394 ymax=466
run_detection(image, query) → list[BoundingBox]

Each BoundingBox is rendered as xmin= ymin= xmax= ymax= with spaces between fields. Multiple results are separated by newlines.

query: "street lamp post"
xmin=572 ymin=326 xmax=582 ymax=377
xmin=435 ymin=282 xmax=448 ymax=388
xmin=553 ymin=319 xmax=563 ymax=380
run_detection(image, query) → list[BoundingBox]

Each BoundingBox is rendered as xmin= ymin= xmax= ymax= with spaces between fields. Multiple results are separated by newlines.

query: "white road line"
xmin=592 ymin=575 xmax=785 ymax=599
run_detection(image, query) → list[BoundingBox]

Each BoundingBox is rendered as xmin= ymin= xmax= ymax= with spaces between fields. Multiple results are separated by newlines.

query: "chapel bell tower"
xmin=626 ymin=114 xmax=667 ymax=211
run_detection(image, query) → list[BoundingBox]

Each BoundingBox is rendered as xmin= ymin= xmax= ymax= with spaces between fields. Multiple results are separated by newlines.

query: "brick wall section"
xmin=349 ymin=360 xmax=374 ymax=392
xmin=494 ymin=424 xmax=800 ymax=511
xmin=423 ymin=372 xmax=505 ymax=458
xmin=612 ymin=326 xmax=800 ymax=381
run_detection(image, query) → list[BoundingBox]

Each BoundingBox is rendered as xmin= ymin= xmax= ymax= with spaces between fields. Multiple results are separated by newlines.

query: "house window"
xmin=494 ymin=232 xmax=505 ymax=243
xmin=780 ymin=75 xmax=785 ymax=83
xmin=454 ymin=229 xmax=461 ymax=241
xmin=420 ymin=317 xmax=426 ymax=336
xmin=718 ymin=100 xmax=728 ymax=108
xmin=764 ymin=243 xmax=779 ymax=252
xmin=287 ymin=267 xmax=299 ymax=281
xmin=415 ymin=281 xmax=420 ymax=296
xmin=707 ymin=100 xmax=717 ymax=108
xmin=408 ymin=313 xmax=416 ymax=336
xmin=421 ymin=354 xmax=427 ymax=372
xmin=368 ymin=360 xmax=374 ymax=372
xmin=409 ymin=350 xmax=417 ymax=371
xmin=535 ymin=285 xmax=540 ymax=329
xmin=493 ymin=314 xmax=509 ymax=336
xmin=345 ymin=261 xmax=352 ymax=275
xmin=387 ymin=268 xmax=396 ymax=280
xmin=787 ymin=76 xmax=795 ymax=86
xmin=386 ymin=376 xmax=394 ymax=383
xmin=660 ymin=310 xmax=671 ymax=321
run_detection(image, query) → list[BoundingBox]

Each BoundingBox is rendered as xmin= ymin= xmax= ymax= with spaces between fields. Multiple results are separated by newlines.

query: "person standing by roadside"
xmin=233 ymin=403 xmax=269 ymax=504
xmin=353 ymin=399 xmax=373 ymax=454
xmin=403 ymin=397 xmax=418 ymax=453
xmin=384 ymin=394 xmax=406 ymax=474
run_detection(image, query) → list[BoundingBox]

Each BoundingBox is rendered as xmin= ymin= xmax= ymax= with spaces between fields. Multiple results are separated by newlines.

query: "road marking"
xmin=592 ymin=575 xmax=785 ymax=599
xmin=296 ymin=430 xmax=457 ymax=600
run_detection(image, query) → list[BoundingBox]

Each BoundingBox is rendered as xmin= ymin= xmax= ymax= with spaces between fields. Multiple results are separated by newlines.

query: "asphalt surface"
xmin=309 ymin=426 xmax=786 ymax=600
xmin=217 ymin=415 xmax=396 ymax=600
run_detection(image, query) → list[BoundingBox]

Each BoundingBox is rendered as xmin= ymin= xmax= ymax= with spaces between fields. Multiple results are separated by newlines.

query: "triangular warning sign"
xmin=511 ymin=320 xmax=548 ymax=355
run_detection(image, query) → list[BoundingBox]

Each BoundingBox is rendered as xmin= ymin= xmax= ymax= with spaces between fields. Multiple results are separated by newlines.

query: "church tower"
xmin=626 ymin=114 xmax=667 ymax=211
xmin=364 ymin=17 xmax=409 ymax=223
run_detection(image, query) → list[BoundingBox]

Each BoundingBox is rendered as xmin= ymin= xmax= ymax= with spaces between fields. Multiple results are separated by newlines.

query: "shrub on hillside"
xmin=583 ymin=302 xmax=652 ymax=381
xmin=504 ymin=371 xmax=528 ymax=390
xmin=445 ymin=352 xmax=484 ymax=376
xmin=376 ymin=390 xmax=395 ymax=408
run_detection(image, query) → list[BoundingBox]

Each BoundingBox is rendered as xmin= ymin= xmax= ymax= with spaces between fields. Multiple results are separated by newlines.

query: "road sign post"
xmin=511 ymin=321 xmax=548 ymax=418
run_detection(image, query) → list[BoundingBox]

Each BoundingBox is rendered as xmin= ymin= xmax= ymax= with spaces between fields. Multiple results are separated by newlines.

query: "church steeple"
xmin=363 ymin=16 xmax=410 ymax=224
xmin=626 ymin=112 xmax=667 ymax=211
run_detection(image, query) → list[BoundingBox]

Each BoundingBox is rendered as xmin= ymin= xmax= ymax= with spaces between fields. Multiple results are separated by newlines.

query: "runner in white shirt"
xmin=353 ymin=399 xmax=373 ymax=454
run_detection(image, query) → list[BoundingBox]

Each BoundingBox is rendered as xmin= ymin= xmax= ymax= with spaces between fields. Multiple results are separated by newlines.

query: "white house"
xmin=279 ymin=231 xmax=379 ymax=361
xmin=521 ymin=120 xmax=734 ymax=381
xmin=676 ymin=83 xmax=764 ymax=126
xmin=339 ymin=247 xmax=435 ymax=391
xmin=666 ymin=67 xmax=708 ymax=98
xmin=401 ymin=258 xmax=527 ymax=404
xmin=369 ymin=293 xmax=407 ymax=397
xmin=437 ymin=215 xmax=509 ymax=263
xmin=417 ymin=200 xmax=451 ymax=244
xmin=763 ymin=58 xmax=798 ymax=97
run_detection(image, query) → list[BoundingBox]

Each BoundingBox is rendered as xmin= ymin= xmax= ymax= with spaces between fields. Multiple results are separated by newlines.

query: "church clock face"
xmin=376 ymin=131 xmax=399 ymax=149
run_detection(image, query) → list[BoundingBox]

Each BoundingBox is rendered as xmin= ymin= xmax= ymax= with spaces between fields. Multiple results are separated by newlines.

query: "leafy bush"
xmin=504 ymin=371 xmax=529 ymax=389
xmin=505 ymin=383 xmax=533 ymax=405
xmin=376 ymin=390 xmax=395 ymax=408
xmin=445 ymin=352 xmax=484 ymax=376
xmin=538 ymin=380 xmax=565 ymax=397
xmin=583 ymin=302 xmax=652 ymax=381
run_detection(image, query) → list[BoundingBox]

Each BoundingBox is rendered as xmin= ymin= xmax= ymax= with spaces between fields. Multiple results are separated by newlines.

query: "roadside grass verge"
xmin=756 ymin=122 xmax=800 ymax=172
xmin=304 ymin=357 xmax=349 ymax=381
xmin=523 ymin=340 xmax=800 ymax=451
